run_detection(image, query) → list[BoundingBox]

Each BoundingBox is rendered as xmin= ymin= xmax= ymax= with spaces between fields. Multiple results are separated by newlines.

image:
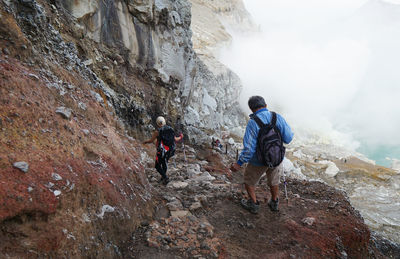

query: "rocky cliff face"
xmin=57 ymin=0 xmax=247 ymax=143
xmin=0 ymin=1 xmax=157 ymax=257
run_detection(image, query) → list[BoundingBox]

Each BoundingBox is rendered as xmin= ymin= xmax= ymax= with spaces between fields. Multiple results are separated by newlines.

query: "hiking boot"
xmin=268 ymin=198 xmax=279 ymax=212
xmin=240 ymin=199 xmax=260 ymax=214
xmin=162 ymin=177 xmax=170 ymax=185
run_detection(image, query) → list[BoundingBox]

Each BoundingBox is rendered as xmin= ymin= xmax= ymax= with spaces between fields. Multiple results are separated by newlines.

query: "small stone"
xmin=27 ymin=186 xmax=34 ymax=192
xmin=170 ymin=210 xmax=190 ymax=218
xmin=328 ymin=202 xmax=338 ymax=209
xmin=169 ymin=181 xmax=188 ymax=189
xmin=28 ymin=73 xmax=39 ymax=80
xmin=102 ymin=66 xmax=110 ymax=70
xmin=246 ymin=222 xmax=255 ymax=229
xmin=78 ymin=102 xmax=87 ymax=110
xmin=189 ymin=202 xmax=202 ymax=211
xmin=115 ymin=54 xmax=124 ymax=64
xmin=97 ymin=205 xmax=115 ymax=219
xmin=83 ymin=59 xmax=93 ymax=66
xmin=13 ymin=161 xmax=29 ymax=173
xmin=167 ymin=200 xmax=183 ymax=211
xmin=54 ymin=190 xmax=61 ymax=196
xmin=82 ymin=129 xmax=90 ymax=135
xmin=56 ymin=106 xmax=72 ymax=120
xmin=301 ymin=217 xmax=316 ymax=226
xmin=52 ymin=173 xmax=62 ymax=181
xmin=45 ymin=182 xmax=54 ymax=188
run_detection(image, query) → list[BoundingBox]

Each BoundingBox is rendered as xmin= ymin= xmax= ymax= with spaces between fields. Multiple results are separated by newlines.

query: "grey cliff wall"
xmin=60 ymin=0 xmax=247 ymax=143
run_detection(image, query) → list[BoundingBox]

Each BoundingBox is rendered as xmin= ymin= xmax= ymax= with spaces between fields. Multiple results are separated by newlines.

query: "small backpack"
xmin=252 ymin=112 xmax=285 ymax=168
xmin=158 ymin=126 xmax=176 ymax=159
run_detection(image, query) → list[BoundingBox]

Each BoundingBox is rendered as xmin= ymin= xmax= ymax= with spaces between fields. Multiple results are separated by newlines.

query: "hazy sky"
xmin=220 ymin=0 xmax=400 ymax=153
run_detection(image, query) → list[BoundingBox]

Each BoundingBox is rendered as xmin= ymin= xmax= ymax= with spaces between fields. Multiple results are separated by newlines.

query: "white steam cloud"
xmin=219 ymin=0 xmax=400 ymax=158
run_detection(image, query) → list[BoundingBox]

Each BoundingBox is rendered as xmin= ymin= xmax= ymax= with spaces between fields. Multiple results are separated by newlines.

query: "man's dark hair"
xmin=248 ymin=96 xmax=266 ymax=111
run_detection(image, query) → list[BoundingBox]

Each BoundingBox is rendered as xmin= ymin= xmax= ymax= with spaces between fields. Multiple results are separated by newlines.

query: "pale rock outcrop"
xmin=61 ymin=0 xmax=250 ymax=143
xmin=62 ymin=0 xmax=193 ymax=86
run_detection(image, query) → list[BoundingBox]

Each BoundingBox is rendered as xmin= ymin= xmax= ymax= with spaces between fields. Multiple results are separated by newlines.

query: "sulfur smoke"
xmin=219 ymin=0 xmax=400 ymax=164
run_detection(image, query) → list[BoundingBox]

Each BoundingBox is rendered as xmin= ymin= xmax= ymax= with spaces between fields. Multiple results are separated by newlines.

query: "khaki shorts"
xmin=244 ymin=162 xmax=283 ymax=187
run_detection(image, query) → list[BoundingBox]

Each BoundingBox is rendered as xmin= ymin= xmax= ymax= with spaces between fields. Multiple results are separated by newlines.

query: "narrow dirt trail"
xmin=123 ymin=146 xmax=378 ymax=259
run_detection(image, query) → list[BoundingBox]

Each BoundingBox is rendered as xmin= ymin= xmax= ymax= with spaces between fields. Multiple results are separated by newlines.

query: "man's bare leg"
xmin=245 ymin=183 xmax=257 ymax=203
xmin=270 ymin=185 xmax=279 ymax=201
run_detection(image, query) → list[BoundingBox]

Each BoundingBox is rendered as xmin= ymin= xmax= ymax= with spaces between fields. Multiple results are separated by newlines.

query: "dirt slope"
xmin=120 ymin=149 xmax=392 ymax=259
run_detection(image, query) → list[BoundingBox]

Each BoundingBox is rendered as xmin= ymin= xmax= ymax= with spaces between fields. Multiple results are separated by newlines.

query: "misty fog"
xmin=219 ymin=0 xmax=400 ymax=165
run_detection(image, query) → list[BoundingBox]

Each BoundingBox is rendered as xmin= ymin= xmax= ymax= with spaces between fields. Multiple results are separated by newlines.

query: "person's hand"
xmin=175 ymin=133 xmax=184 ymax=143
xmin=230 ymin=163 xmax=241 ymax=172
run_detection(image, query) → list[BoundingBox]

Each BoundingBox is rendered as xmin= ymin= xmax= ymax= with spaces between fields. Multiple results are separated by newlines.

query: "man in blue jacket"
xmin=230 ymin=96 xmax=294 ymax=213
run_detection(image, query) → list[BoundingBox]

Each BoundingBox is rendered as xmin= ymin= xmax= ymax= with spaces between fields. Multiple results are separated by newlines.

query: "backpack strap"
xmin=252 ymin=112 xmax=277 ymax=128
xmin=252 ymin=115 xmax=265 ymax=129
xmin=271 ymin=112 xmax=277 ymax=127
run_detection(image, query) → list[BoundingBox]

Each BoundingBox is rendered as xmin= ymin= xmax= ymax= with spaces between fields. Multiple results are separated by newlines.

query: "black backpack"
xmin=252 ymin=112 xmax=285 ymax=168
xmin=158 ymin=126 xmax=175 ymax=158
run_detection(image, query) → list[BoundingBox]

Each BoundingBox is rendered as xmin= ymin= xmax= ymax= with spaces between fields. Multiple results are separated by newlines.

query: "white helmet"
xmin=156 ymin=116 xmax=166 ymax=127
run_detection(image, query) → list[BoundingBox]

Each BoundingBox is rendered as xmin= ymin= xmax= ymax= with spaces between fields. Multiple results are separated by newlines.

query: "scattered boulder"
xmin=13 ymin=161 xmax=29 ymax=173
xmin=189 ymin=202 xmax=202 ymax=211
xmin=190 ymin=172 xmax=215 ymax=182
xmin=170 ymin=210 xmax=190 ymax=218
xmin=169 ymin=181 xmax=189 ymax=189
xmin=56 ymin=106 xmax=72 ymax=120
xmin=28 ymin=73 xmax=39 ymax=80
xmin=52 ymin=173 xmax=62 ymax=181
xmin=78 ymin=102 xmax=87 ymax=110
xmin=301 ymin=217 xmax=316 ymax=226
xmin=97 ymin=205 xmax=115 ymax=219
xmin=167 ymin=199 xmax=183 ymax=211
xmin=83 ymin=59 xmax=93 ymax=66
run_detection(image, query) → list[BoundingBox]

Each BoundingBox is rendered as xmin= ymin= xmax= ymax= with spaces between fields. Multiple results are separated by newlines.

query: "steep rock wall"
xmin=60 ymin=0 xmax=247 ymax=143
xmin=186 ymin=0 xmax=256 ymax=140
xmin=0 ymin=1 xmax=157 ymax=257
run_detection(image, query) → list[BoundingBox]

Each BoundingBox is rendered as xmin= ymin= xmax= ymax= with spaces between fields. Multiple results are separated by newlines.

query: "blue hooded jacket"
xmin=237 ymin=108 xmax=294 ymax=166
